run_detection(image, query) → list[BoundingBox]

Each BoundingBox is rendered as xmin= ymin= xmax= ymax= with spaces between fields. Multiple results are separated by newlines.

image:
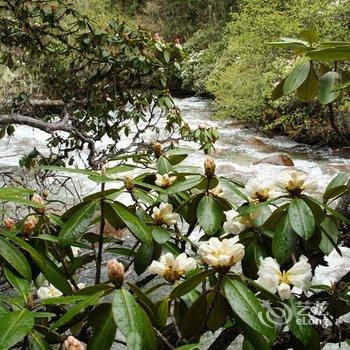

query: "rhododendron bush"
xmin=0 ymin=145 xmax=349 ymax=350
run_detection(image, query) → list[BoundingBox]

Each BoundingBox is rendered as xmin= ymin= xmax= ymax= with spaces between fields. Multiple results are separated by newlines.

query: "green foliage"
xmin=0 ymin=145 xmax=348 ymax=348
xmin=202 ymin=0 xmax=349 ymax=122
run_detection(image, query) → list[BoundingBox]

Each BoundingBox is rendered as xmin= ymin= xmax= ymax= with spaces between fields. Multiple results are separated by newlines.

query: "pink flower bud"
xmin=107 ymin=259 xmax=125 ymax=288
xmin=64 ymin=336 xmax=86 ymax=350
xmin=23 ymin=215 xmax=38 ymax=237
xmin=4 ymin=218 xmax=15 ymax=230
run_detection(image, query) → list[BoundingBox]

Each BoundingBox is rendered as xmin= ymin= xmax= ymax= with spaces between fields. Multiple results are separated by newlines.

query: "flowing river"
xmin=1 ymin=97 xmax=349 ymax=189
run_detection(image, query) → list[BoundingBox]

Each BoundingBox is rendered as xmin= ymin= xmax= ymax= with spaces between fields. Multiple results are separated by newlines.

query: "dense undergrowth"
xmin=99 ymin=0 xmax=350 ymax=145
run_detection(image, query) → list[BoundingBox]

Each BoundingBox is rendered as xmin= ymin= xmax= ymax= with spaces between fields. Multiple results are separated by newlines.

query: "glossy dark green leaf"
xmin=165 ymin=176 xmax=203 ymax=194
xmin=59 ymin=201 xmax=98 ymax=246
xmin=111 ymin=202 xmax=152 ymax=243
xmin=206 ymin=292 xmax=229 ymax=332
xmin=283 ymin=61 xmax=310 ymax=94
xmin=134 ymin=243 xmax=154 ymax=275
xmin=323 ymin=173 xmax=349 ymax=203
xmin=152 ymin=226 xmax=171 ymax=244
xmin=223 ymin=277 xmax=276 ymax=342
xmin=197 ymin=196 xmax=222 ymax=235
xmin=51 ymin=292 xmax=102 ymax=330
xmin=288 ymin=198 xmax=315 ymax=239
xmin=180 ymin=292 xmax=207 ymax=339
xmin=4 ymin=266 xmax=31 ymax=301
xmin=0 ymin=236 xmax=31 ymax=280
xmin=271 ymin=78 xmax=285 ymax=101
xmin=88 ymin=304 xmax=116 ymax=350
xmin=29 ymin=332 xmax=51 ymax=350
xmin=2 ymin=231 xmax=71 ymax=294
xmin=272 ymin=213 xmax=297 ymax=263
xmin=287 ymin=299 xmax=320 ymax=349
xmin=170 ymin=270 xmax=213 ymax=300
xmin=320 ymin=217 xmax=339 ymax=255
xmin=112 ymin=289 xmax=156 ymax=350
xmin=0 ymin=309 xmax=34 ymax=349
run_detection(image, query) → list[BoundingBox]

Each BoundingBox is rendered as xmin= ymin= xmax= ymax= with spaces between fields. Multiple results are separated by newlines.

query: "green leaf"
xmin=0 ymin=187 xmax=34 ymax=197
xmin=272 ymin=214 xmax=297 ymax=263
xmin=180 ymin=293 xmax=207 ymax=339
xmin=152 ymin=226 xmax=171 ymax=244
xmin=0 ymin=309 xmax=34 ymax=349
xmin=174 ymin=344 xmax=200 ymax=350
xmin=88 ymin=304 xmax=116 ymax=350
xmin=59 ymin=201 xmax=98 ymax=246
xmin=111 ymin=202 xmax=152 ymax=243
xmin=112 ymin=289 xmax=156 ymax=350
xmin=323 ymin=173 xmax=349 ymax=203
xmin=223 ymin=276 xmax=276 ymax=342
xmin=307 ymin=46 xmax=350 ymax=61
xmin=197 ymin=196 xmax=222 ymax=235
xmin=283 ymin=61 xmax=310 ymax=95
xmin=51 ymin=292 xmax=102 ymax=330
xmin=298 ymin=28 xmax=318 ymax=45
xmin=126 ymin=331 xmax=142 ymax=350
xmin=156 ymin=298 xmax=169 ymax=329
xmin=40 ymin=165 xmax=97 ymax=176
xmin=157 ymin=156 xmax=173 ymax=174
xmin=1 ymin=231 xmax=72 ymax=294
xmin=287 ymin=299 xmax=320 ymax=349
xmin=134 ymin=243 xmax=154 ymax=275
xmin=319 ymin=71 xmax=341 ymax=105
xmin=170 ymin=270 xmax=213 ymax=300
xmin=288 ymin=198 xmax=315 ymax=239
xmin=296 ymin=66 xmax=318 ymax=101
xmin=165 ymin=176 xmax=203 ymax=194
xmin=0 ymin=236 xmax=31 ymax=280
xmin=271 ymin=78 xmax=285 ymax=101
xmin=320 ymin=217 xmax=339 ymax=255
xmin=4 ymin=266 xmax=31 ymax=301
xmin=29 ymin=332 xmax=51 ymax=350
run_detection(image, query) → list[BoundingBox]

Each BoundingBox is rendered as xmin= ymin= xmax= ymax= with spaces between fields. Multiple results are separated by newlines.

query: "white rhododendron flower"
xmin=312 ymin=247 xmax=350 ymax=287
xmin=256 ymin=256 xmax=312 ymax=300
xmin=149 ymin=253 xmax=196 ymax=283
xmin=209 ymin=185 xmax=225 ymax=198
xmin=155 ymin=173 xmax=177 ymax=188
xmin=151 ymin=203 xmax=180 ymax=226
xmin=245 ymin=178 xmax=281 ymax=203
xmin=37 ymin=284 xmax=63 ymax=300
xmin=276 ymin=170 xmax=317 ymax=195
xmin=198 ymin=236 xmax=245 ymax=268
xmin=223 ymin=209 xmax=254 ymax=234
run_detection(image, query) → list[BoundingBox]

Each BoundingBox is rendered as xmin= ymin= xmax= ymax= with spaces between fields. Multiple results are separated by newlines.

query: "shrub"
xmin=0 ymin=148 xmax=349 ymax=349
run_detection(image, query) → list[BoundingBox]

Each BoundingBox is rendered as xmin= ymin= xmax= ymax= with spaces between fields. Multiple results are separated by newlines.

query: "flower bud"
xmin=63 ymin=336 xmax=86 ymax=350
xmin=23 ymin=215 xmax=38 ymax=237
xmin=31 ymin=193 xmax=45 ymax=214
xmin=4 ymin=218 xmax=15 ymax=230
xmin=42 ymin=188 xmax=49 ymax=198
xmin=204 ymin=158 xmax=216 ymax=178
xmin=107 ymin=259 xmax=125 ymax=288
xmin=101 ymin=165 xmax=107 ymax=177
xmin=152 ymin=142 xmax=163 ymax=158
xmin=123 ymin=174 xmax=134 ymax=191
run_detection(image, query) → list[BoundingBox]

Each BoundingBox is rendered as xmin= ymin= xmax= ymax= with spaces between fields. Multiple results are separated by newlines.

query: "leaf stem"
xmin=95 ymin=181 xmax=106 ymax=284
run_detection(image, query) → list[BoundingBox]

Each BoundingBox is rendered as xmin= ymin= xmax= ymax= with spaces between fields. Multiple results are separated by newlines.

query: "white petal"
xmin=149 ymin=261 xmax=166 ymax=276
xmin=278 ymin=283 xmax=291 ymax=300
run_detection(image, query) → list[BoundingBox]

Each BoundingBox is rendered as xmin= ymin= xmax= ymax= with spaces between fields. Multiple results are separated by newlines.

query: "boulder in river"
xmin=255 ymin=154 xmax=294 ymax=166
